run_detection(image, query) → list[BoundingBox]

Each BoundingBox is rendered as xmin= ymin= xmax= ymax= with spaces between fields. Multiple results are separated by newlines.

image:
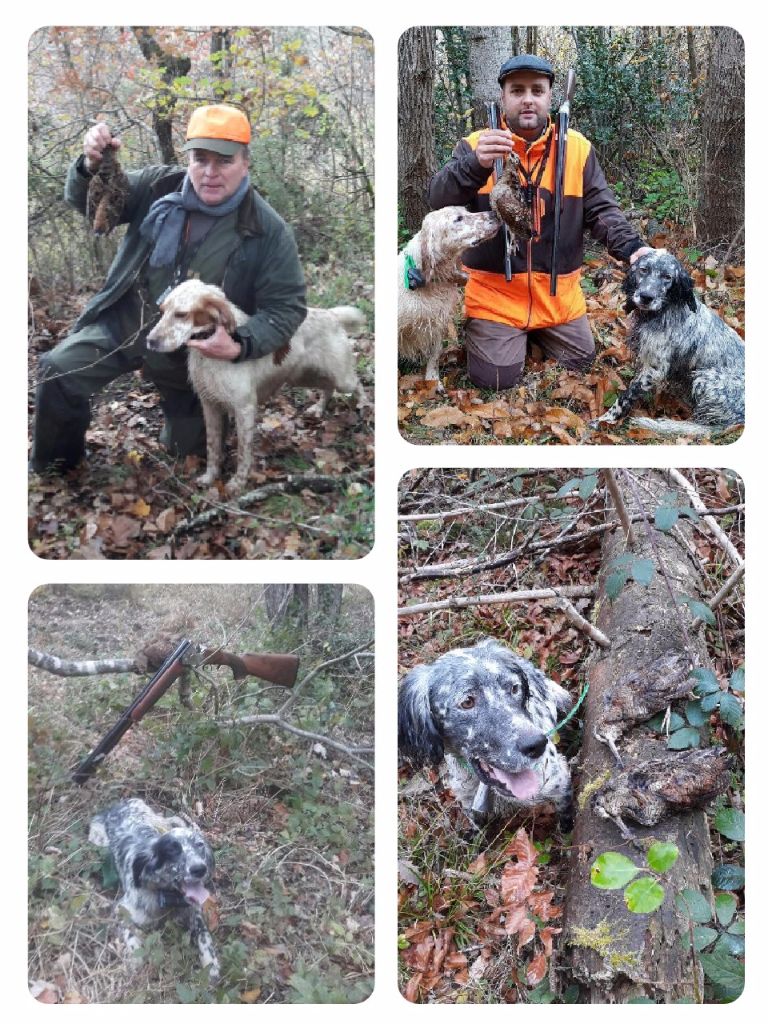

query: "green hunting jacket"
xmin=64 ymin=157 xmax=307 ymax=358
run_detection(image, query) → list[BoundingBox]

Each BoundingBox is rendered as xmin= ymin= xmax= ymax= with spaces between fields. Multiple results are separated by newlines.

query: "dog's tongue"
xmin=182 ymin=882 xmax=210 ymax=906
xmin=487 ymin=766 xmax=540 ymax=800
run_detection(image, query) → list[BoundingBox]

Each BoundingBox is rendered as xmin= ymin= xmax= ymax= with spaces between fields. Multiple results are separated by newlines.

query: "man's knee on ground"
xmin=466 ymin=351 xmax=525 ymax=390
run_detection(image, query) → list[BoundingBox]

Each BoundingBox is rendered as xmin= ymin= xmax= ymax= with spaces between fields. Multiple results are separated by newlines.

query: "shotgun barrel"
xmin=487 ymin=101 xmax=513 ymax=282
xmin=550 ymin=69 xmax=577 ymax=297
xmin=72 ymin=637 xmax=193 ymax=784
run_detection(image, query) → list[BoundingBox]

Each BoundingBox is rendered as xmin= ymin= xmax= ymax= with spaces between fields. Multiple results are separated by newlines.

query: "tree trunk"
xmin=557 ymin=470 xmax=716 ymax=1002
xmin=695 ymin=27 xmax=744 ymax=252
xmin=467 ymin=26 xmax=510 ymax=130
xmin=398 ymin=26 xmax=436 ymax=234
xmin=132 ymin=26 xmax=192 ymax=164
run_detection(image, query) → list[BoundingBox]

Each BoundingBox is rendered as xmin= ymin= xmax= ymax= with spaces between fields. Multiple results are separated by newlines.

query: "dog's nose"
xmin=189 ymin=863 xmax=208 ymax=879
xmin=519 ymin=733 xmax=548 ymax=759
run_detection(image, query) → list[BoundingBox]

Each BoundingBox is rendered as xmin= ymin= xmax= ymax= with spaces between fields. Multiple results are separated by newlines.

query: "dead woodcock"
xmin=489 ymin=153 xmax=533 ymax=241
xmin=594 ymin=650 xmax=694 ymax=763
xmin=86 ymin=146 xmax=130 ymax=236
xmin=593 ymin=747 xmax=731 ymax=842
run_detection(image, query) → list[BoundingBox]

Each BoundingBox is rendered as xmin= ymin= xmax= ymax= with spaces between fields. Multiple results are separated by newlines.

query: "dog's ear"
xmin=623 ymin=263 xmax=639 ymax=313
xmin=153 ymin=834 xmax=182 ymax=866
xmin=398 ymin=665 xmax=444 ymax=765
xmin=132 ymin=851 xmax=150 ymax=888
xmin=201 ymin=294 xmax=237 ymax=333
xmin=522 ymin=661 xmax=573 ymax=726
xmin=671 ymin=264 xmax=697 ymax=313
xmin=419 ymin=218 xmax=439 ymax=284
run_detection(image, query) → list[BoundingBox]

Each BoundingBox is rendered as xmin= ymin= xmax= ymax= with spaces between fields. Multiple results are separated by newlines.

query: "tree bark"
xmin=398 ymin=26 xmax=436 ymax=233
xmin=467 ymin=26 xmax=510 ymax=129
xmin=557 ymin=470 xmax=716 ymax=1002
xmin=695 ymin=27 xmax=744 ymax=251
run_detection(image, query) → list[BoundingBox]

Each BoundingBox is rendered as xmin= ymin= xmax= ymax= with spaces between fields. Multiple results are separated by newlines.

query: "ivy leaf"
xmin=684 ymin=700 xmax=709 ymax=727
xmin=711 ymin=864 xmax=744 ymax=891
xmin=699 ymin=949 xmax=745 ymax=994
xmin=590 ymin=852 xmax=641 ymax=889
xmin=680 ymin=597 xmax=716 ymax=626
xmin=654 ymin=505 xmax=679 ymax=531
xmin=715 ymin=931 xmax=745 ymax=957
xmin=679 ymin=926 xmax=718 ymax=952
xmin=578 ymin=474 xmax=599 ymax=499
xmin=713 ymin=808 xmax=745 ymax=842
xmin=675 ymin=888 xmax=712 ymax=923
xmin=631 ymin=558 xmax=655 ymax=586
xmin=624 ymin=877 xmax=665 ymax=913
xmin=556 ymin=477 xmax=583 ymax=497
xmin=691 ymin=668 xmax=720 ymax=695
xmin=718 ymin=693 xmax=744 ymax=730
xmin=646 ymin=841 xmax=679 ymax=873
xmin=605 ymin=571 xmax=629 ymax=601
xmin=667 ymin=727 xmax=701 ymax=750
xmin=714 ymin=892 xmax=737 ymax=926
xmin=646 ymin=711 xmax=685 ymax=733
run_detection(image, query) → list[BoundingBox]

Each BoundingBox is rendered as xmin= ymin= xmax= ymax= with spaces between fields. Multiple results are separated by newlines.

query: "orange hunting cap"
xmin=183 ymin=105 xmax=251 ymax=156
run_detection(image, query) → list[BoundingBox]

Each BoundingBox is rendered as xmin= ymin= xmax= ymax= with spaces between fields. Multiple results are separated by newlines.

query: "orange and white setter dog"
xmin=147 ymin=279 xmax=368 ymax=494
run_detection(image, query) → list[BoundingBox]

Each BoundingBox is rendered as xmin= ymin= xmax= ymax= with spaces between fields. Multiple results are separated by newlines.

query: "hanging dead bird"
xmin=592 ymin=746 xmax=731 ymax=842
xmin=489 ymin=153 xmax=532 ymax=240
xmin=86 ymin=146 xmax=130 ymax=236
xmin=594 ymin=650 xmax=694 ymax=764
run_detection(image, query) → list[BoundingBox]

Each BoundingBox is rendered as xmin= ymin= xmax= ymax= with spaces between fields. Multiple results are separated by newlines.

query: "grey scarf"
xmin=140 ymin=173 xmax=250 ymax=268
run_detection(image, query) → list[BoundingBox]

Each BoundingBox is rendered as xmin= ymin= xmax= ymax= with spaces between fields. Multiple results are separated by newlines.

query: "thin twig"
xmin=603 ymin=469 xmax=635 ymax=547
xmin=691 ymin=562 xmax=745 ymax=630
xmin=398 ymin=585 xmax=594 ymax=617
xmin=555 ymin=597 xmax=610 ymax=648
xmin=667 ymin=469 xmax=743 ymax=568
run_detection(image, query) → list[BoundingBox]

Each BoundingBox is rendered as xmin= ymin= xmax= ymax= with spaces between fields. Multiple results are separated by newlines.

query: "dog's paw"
xmin=196 ymin=470 xmax=219 ymax=488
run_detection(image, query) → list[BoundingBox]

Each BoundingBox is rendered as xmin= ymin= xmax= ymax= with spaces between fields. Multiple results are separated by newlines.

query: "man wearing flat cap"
xmin=429 ymin=55 xmax=651 ymax=390
xmin=31 ymin=104 xmax=307 ymax=473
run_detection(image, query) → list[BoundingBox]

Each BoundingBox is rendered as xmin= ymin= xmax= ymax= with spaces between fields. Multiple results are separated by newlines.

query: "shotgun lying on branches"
xmin=72 ymin=639 xmax=300 ymax=784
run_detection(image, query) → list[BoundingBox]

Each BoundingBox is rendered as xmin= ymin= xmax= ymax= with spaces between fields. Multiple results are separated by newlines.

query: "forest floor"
xmin=396 ymin=468 xmax=745 ymax=1003
xmin=28 ymin=585 xmax=374 ymax=1005
xmin=27 ymin=263 xmax=374 ymax=560
xmin=398 ymin=247 xmax=745 ymax=447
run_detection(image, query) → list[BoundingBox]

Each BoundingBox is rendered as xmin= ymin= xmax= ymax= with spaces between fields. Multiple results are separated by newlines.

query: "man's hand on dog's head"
xmin=187 ymin=325 xmax=243 ymax=361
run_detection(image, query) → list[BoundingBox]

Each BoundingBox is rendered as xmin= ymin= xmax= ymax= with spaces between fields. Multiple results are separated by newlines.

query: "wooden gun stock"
xmin=200 ymin=649 xmax=300 ymax=687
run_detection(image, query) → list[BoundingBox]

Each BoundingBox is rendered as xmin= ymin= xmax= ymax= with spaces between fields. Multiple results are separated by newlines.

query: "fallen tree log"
xmin=557 ymin=470 xmax=728 ymax=1003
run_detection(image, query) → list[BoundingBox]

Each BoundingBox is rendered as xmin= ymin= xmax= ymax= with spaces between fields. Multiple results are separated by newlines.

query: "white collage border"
xmin=11 ymin=2 xmax=764 ymax=1019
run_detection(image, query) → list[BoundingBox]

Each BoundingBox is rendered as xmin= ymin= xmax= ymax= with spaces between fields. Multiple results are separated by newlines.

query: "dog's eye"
xmin=458 ymin=695 xmax=475 ymax=710
xmin=174 ymin=311 xmax=186 ymax=319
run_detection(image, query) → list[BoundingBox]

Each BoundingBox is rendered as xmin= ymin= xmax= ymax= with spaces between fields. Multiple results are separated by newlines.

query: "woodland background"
xmin=28 ymin=26 xmax=374 ymax=559
xmin=397 ymin=26 xmax=745 ymax=444
xmin=29 ymin=584 xmax=374 ymax=1004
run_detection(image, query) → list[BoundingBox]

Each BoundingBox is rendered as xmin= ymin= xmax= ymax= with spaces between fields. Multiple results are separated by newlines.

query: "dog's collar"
xmin=157 ymin=889 xmax=191 ymax=909
xmin=404 ymin=252 xmax=425 ymax=290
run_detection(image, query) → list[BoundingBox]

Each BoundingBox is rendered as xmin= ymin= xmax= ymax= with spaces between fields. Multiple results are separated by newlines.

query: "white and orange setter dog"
xmin=147 ymin=279 xmax=367 ymax=493
xmin=398 ymin=207 xmax=500 ymax=390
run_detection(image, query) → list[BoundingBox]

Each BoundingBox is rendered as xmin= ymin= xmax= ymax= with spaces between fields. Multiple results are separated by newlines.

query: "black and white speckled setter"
xmin=594 ymin=249 xmax=744 ymax=436
xmin=89 ymin=798 xmax=219 ymax=984
xmin=398 ymin=638 xmax=574 ymax=828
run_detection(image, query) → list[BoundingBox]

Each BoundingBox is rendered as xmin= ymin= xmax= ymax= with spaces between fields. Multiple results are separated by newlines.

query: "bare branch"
xmin=603 ymin=469 xmax=635 ymax=547
xmin=667 ymin=469 xmax=743 ymax=568
xmin=398 ymin=585 xmax=595 ymax=617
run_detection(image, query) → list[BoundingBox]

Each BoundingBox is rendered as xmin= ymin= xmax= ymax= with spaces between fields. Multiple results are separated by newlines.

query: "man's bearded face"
xmin=500 ymin=73 xmax=552 ymax=140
